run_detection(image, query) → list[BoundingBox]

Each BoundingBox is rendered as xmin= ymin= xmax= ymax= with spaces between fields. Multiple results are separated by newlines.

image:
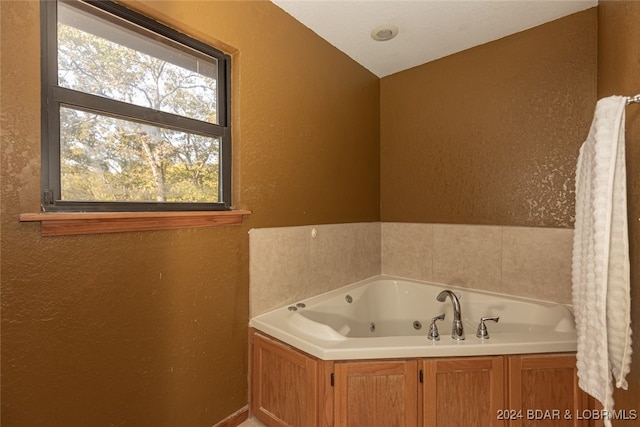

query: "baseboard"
xmin=213 ymin=406 xmax=249 ymax=427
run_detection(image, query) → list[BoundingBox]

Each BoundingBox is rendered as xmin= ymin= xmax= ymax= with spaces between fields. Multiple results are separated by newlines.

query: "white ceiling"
xmin=272 ymin=0 xmax=597 ymax=77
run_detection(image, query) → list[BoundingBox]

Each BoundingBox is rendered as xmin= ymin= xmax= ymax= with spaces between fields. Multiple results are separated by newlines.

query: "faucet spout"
xmin=436 ymin=290 xmax=465 ymax=340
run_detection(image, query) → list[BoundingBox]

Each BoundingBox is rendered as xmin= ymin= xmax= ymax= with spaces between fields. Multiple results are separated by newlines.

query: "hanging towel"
xmin=572 ymin=95 xmax=632 ymax=427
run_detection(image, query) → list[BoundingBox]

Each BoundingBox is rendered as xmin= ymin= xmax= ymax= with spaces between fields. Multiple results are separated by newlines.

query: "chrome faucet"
xmin=436 ymin=290 xmax=465 ymax=340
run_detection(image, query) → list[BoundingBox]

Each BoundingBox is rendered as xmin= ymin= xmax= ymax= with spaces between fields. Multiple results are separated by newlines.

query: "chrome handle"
xmin=476 ymin=316 xmax=499 ymax=339
xmin=427 ymin=313 xmax=446 ymax=341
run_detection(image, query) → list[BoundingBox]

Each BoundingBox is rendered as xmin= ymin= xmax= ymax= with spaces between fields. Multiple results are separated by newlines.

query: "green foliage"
xmin=57 ymin=20 xmax=220 ymax=203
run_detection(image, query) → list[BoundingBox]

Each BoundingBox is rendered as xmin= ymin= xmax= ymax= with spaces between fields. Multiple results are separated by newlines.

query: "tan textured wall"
xmin=122 ymin=0 xmax=381 ymax=226
xmin=380 ymin=9 xmax=597 ymax=228
xmin=0 ymin=1 xmax=379 ymax=426
xmin=597 ymin=0 xmax=640 ymax=418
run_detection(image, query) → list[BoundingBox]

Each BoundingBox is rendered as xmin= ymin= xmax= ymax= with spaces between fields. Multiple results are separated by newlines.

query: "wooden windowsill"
xmin=19 ymin=210 xmax=252 ymax=236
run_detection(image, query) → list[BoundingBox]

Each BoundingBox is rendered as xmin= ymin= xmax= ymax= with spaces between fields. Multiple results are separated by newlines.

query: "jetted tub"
xmin=249 ymin=276 xmax=577 ymax=360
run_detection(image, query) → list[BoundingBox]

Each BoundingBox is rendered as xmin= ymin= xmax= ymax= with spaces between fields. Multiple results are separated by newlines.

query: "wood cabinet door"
xmin=251 ymin=333 xmax=318 ymax=427
xmin=334 ymin=360 xmax=419 ymax=427
xmin=422 ymin=356 xmax=505 ymax=427
xmin=508 ymin=354 xmax=589 ymax=427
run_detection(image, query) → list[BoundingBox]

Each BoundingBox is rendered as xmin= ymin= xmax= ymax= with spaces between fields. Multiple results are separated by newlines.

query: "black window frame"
xmin=40 ymin=0 xmax=232 ymax=212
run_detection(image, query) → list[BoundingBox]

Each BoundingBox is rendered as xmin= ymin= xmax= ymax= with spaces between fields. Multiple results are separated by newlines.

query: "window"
xmin=41 ymin=0 xmax=231 ymax=212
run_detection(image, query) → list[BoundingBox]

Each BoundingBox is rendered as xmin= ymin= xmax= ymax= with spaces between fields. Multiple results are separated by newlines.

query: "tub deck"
xmin=249 ymin=276 xmax=577 ymax=360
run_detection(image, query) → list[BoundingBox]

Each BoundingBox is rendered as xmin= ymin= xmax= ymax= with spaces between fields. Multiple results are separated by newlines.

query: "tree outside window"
xmin=42 ymin=0 xmax=231 ymax=211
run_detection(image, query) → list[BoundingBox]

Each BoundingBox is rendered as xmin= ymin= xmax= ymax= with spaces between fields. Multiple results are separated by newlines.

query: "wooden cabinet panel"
xmin=334 ymin=360 xmax=419 ymax=427
xmin=318 ymin=360 xmax=335 ymax=427
xmin=422 ymin=357 xmax=505 ymax=427
xmin=250 ymin=331 xmax=588 ymax=427
xmin=508 ymin=354 xmax=589 ymax=427
xmin=251 ymin=333 xmax=318 ymax=427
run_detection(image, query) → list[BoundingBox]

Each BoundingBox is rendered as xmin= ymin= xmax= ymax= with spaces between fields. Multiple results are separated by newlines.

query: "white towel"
xmin=572 ymin=95 xmax=632 ymax=427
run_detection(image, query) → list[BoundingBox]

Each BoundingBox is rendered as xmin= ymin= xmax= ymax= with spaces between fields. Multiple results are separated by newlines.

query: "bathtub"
xmin=249 ymin=276 xmax=577 ymax=360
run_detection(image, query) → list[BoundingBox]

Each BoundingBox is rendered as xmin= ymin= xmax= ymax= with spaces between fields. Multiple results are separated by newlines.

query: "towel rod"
xmin=626 ymin=94 xmax=640 ymax=105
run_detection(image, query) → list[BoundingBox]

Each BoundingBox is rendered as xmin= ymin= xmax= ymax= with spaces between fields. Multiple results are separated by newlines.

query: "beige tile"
xmin=433 ymin=224 xmax=502 ymax=291
xmin=381 ymin=222 xmax=433 ymax=281
xmin=249 ymin=226 xmax=310 ymax=316
xmin=501 ymin=227 xmax=573 ymax=303
xmin=239 ymin=417 xmax=266 ymax=427
xmin=309 ymin=223 xmax=380 ymax=295
xmin=249 ymin=222 xmax=574 ymax=318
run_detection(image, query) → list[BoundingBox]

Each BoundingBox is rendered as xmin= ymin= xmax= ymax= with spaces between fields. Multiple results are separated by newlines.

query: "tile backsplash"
xmin=431 ymin=224 xmax=503 ymax=292
xmin=382 ymin=223 xmax=573 ymax=304
xmin=250 ymin=222 xmax=573 ymax=316
xmin=249 ymin=223 xmax=381 ymax=316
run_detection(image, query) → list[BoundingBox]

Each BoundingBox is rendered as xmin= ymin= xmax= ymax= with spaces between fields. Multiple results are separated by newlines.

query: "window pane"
xmin=57 ymin=1 xmax=219 ymax=124
xmin=60 ymin=106 xmax=220 ymax=203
